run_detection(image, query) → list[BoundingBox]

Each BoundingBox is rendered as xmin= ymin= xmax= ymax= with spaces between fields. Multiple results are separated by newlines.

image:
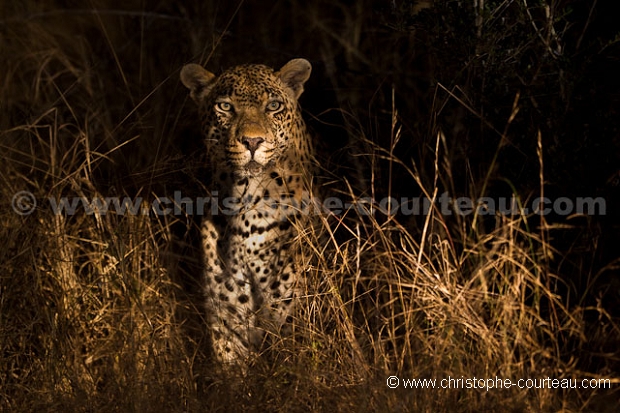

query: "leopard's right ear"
xmin=180 ymin=63 xmax=216 ymax=103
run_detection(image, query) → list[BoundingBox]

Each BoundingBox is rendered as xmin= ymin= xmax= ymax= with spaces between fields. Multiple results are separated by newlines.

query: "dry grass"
xmin=1 ymin=1 xmax=619 ymax=411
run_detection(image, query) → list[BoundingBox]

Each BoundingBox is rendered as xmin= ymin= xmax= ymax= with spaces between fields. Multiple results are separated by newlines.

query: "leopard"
xmin=180 ymin=58 xmax=315 ymax=369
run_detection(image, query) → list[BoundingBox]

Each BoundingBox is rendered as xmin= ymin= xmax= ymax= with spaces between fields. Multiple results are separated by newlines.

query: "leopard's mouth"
xmin=244 ymin=160 xmax=264 ymax=176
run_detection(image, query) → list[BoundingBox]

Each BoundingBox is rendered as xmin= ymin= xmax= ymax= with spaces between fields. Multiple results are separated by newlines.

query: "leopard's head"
xmin=181 ymin=59 xmax=312 ymax=178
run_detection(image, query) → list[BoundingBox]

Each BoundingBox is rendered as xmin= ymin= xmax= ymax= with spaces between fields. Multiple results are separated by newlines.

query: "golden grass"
xmin=1 ymin=1 xmax=618 ymax=411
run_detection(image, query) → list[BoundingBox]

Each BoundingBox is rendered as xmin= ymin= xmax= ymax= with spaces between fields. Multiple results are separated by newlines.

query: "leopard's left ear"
xmin=277 ymin=59 xmax=312 ymax=100
xmin=180 ymin=63 xmax=216 ymax=103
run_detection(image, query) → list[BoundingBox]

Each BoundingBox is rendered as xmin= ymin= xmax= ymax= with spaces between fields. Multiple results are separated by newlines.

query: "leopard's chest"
xmin=204 ymin=172 xmax=304 ymax=277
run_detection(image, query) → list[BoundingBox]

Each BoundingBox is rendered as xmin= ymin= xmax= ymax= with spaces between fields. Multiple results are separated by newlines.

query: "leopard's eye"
xmin=216 ymin=101 xmax=233 ymax=112
xmin=266 ymin=101 xmax=283 ymax=112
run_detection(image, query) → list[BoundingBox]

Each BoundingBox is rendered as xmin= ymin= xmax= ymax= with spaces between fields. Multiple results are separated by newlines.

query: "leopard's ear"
xmin=180 ymin=63 xmax=216 ymax=103
xmin=277 ymin=58 xmax=312 ymax=100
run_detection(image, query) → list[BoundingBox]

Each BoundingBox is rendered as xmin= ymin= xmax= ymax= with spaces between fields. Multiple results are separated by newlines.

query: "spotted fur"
xmin=180 ymin=59 xmax=314 ymax=367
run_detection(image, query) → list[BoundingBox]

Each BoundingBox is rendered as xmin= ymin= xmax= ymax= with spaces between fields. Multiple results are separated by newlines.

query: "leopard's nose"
xmin=241 ymin=137 xmax=265 ymax=156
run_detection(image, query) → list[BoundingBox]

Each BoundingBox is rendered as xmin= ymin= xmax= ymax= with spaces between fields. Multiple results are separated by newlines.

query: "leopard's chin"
xmin=245 ymin=160 xmax=263 ymax=175
xmin=240 ymin=159 xmax=278 ymax=178
xmin=231 ymin=160 xmax=264 ymax=179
